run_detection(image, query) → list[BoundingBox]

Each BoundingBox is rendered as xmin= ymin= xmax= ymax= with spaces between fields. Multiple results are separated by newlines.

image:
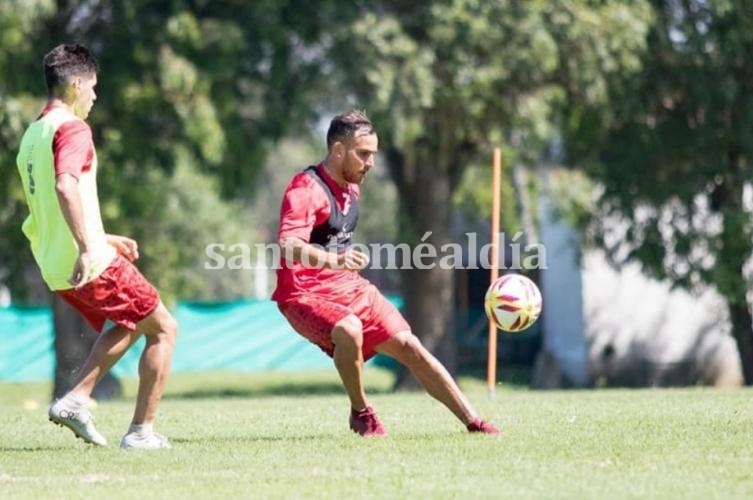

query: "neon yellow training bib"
xmin=16 ymin=107 xmax=116 ymax=290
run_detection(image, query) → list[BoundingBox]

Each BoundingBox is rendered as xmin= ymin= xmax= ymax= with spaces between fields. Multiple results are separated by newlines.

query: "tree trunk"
xmin=719 ymin=224 xmax=753 ymax=385
xmin=52 ymin=294 xmax=122 ymax=400
xmin=392 ymin=141 xmax=457 ymax=390
xmin=716 ymin=174 xmax=753 ymax=384
xmin=728 ymin=301 xmax=753 ymax=385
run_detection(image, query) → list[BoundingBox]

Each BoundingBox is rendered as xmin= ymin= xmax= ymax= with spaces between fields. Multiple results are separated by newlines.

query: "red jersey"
xmin=43 ymin=102 xmax=95 ymax=178
xmin=272 ymin=164 xmax=364 ymax=304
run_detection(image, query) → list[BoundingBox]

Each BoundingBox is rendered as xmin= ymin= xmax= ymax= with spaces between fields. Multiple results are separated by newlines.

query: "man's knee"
xmin=393 ymin=332 xmax=428 ymax=365
xmin=332 ymin=315 xmax=363 ymax=348
xmin=161 ymin=313 xmax=178 ymax=341
xmin=143 ymin=304 xmax=178 ymax=344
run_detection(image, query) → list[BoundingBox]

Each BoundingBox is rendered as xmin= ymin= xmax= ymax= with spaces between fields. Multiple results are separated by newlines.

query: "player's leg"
xmin=360 ymin=287 xmax=469 ymax=417
xmin=130 ymin=302 xmax=177 ymax=425
xmin=376 ymin=330 xmax=475 ymax=421
xmin=49 ymin=255 xmax=176 ymax=447
xmin=362 ymin=286 xmax=498 ymax=434
xmin=48 ymin=322 xmax=140 ymax=446
xmin=330 ymin=314 xmax=386 ymax=436
xmin=280 ymin=297 xmax=366 ymax=407
xmin=120 ymin=301 xmax=177 ymax=449
xmin=67 ymin=324 xmax=142 ymax=397
xmin=280 ymin=297 xmax=385 ymax=436
xmin=375 ymin=331 xmax=497 ymax=433
xmin=49 ymin=255 xmax=158 ymax=446
xmin=331 ymin=314 xmax=367 ymax=410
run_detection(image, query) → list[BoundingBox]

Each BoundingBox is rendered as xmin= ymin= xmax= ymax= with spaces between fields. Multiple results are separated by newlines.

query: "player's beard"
xmin=344 ymin=167 xmax=368 ymax=185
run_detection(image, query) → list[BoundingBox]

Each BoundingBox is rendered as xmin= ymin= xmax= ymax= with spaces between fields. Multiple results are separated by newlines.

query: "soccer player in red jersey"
xmin=16 ymin=44 xmax=177 ymax=449
xmin=273 ymin=110 xmax=498 ymax=436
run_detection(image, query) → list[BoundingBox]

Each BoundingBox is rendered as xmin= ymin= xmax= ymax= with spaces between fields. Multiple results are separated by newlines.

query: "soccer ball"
xmin=484 ymin=274 xmax=542 ymax=333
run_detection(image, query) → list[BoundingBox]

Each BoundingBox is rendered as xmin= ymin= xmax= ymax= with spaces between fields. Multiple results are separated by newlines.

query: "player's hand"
xmin=69 ymin=251 xmax=93 ymax=289
xmin=107 ymin=234 xmax=139 ymax=261
xmin=340 ymin=248 xmax=370 ymax=271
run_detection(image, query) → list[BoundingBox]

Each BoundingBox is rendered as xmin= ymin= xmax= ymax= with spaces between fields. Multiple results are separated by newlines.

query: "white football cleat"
xmin=120 ymin=430 xmax=171 ymax=450
xmin=49 ymin=399 xmax=108 ymax=446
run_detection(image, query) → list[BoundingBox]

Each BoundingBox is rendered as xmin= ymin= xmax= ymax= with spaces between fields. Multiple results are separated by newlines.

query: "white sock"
xmin=129 ymin=423 xmax=154 ymax=435
xmin=64 ymin=391 xmax=88 ymax=407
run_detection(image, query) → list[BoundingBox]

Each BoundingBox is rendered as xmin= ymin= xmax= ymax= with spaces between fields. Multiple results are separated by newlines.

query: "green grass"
xmin=1 ymin=370 xmax=753 ymax=499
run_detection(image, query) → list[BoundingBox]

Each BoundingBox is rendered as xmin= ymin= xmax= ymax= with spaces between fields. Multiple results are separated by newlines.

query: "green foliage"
xmin=0 ymin=1 xmax=56 ymax=298
xmin=99 ymin=154 xmax=253 ymax=304
xmin=332 ymin=1 xmax=651 ymax=163
xmin=322 ymin=1 xmax=654 ymax=239
xmin=567 ymin=1 xmax=753 ymax=295
xmin=0 ymin=1 xmax=54 ymax=72
xmin=0 ymin=1 xmax=337 ymax=303
xmin=323 ymin=1 xmax=654 ymax=358
xmin=452 ymin=152 xmax=526 ymax=238
xmin=558 ymin=1 xmax=753 ymax=380
xmin=547 ymin=168 xmax=596 ymax=230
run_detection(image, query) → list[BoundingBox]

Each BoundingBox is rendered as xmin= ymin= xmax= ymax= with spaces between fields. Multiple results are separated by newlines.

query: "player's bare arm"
xmin=55 ymin=172 xmax=92 ymax=288
xmin=279 ymin=236 xmax=368 ymax=270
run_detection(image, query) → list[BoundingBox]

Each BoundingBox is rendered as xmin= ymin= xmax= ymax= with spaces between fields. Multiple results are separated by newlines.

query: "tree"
xmin=564 ymin=0 xmax=753 ymax=383
xmin=0 ymin=0 xmax=56 ymax=299
xmin=0 ymin=0 xmax=339 ymax=397
xmin=326 ymin=0 xmax=652 ymax=386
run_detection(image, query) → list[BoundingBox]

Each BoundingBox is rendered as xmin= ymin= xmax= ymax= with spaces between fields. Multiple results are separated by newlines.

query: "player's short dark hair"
xmin=43 ymin=44 xmax=98 ymax=96
xmin=326 ymin=109 xmax=375 ymax=149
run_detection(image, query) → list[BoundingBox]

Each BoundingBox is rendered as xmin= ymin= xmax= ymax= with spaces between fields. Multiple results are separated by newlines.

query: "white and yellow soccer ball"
xmin=484 ymin=274 xmax=542 ymax=333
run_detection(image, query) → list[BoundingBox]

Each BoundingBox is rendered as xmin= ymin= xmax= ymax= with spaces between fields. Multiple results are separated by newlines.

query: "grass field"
xmin=1 ymin=369 xmax=752 ymax=499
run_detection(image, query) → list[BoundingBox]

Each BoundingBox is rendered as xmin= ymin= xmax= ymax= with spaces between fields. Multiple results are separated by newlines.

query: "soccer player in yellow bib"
xmin=16 ymin=44 xmax=177 ymax=449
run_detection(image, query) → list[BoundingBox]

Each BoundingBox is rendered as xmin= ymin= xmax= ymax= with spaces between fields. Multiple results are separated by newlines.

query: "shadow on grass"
xmin=170 ymin=431 xmax=476 ymax=444
xmin=163 ymin=382 xmax=391 ymax=400
xmin=0 ymin=445 xmax=76 ymax=453
xmin=170 ymin=434 xmax=335 ymax=444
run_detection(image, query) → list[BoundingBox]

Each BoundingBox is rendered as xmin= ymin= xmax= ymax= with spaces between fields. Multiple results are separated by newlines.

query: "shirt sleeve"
xmin=53 ymin=120 xmax=94 ymax=178
xmin=277 ymin=175 xmax=329 ymax=242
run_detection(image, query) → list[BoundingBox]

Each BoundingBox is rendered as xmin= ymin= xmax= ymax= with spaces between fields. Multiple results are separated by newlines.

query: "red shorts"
xmin=56 ymin=255 xmax=160 ymax=333
xmin=278 ymin=284 xmax=410 ymax=361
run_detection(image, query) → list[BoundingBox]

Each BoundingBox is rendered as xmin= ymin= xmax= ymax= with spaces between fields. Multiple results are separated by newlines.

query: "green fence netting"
xmin=0 ymin=300 xmax=334 ymax=382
